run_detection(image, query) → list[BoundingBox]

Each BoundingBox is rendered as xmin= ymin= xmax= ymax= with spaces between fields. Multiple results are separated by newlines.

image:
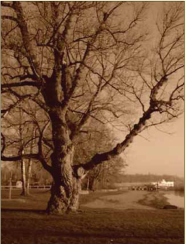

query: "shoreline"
xmin=81 ymin=190 xmax=161 ymax=210
xmin=81 ymin=190 xmax=183 ymax=210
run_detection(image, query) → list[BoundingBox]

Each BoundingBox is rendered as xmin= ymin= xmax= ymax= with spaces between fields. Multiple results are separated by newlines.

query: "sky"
xmin=113 ymin=2 xmax=184 ymax=178
xmin=119 ymin=116 xmax=184 ymax=177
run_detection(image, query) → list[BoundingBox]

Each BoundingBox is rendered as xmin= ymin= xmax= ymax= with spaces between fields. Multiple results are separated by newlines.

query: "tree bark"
xmin=46 ymin=181 xmax=81 ymax=214
xmin=46 ymin=145 xmax=81 ymax=214
xmin=44 ymin=103 xmax=81 ymax=213
xmin=46 ymin=180 xmax=80 ymax=214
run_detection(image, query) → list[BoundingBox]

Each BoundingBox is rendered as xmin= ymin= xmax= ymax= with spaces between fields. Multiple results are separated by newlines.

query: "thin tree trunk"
xmin=4 ymin=172 xmax=7 ymax=183
xmin=87 ymin=177 xmax=90 ymax=191
xmin=88 ymin=176 xmax=96 ymax=191
xmin=26 ymin=110 xmax=36 ymax=194
xmin=19 ymin=100 xmax=28 ymax=196
xmin=21 ymin=158 xmax=27 ymax=196
xmin=26 ymin=159 xmax=32 ymax=195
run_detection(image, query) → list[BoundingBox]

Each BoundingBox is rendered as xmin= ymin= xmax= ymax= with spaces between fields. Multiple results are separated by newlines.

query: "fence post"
xmin=9 ymin=176 xmax=12 ymax=200
xmin=87 ymin=177 xmax=89 ymax=191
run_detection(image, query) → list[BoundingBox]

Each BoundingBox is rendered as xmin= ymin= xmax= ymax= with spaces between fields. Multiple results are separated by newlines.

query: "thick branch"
xmin=81 ymin=107 xmax=154 ymax=171
xmin=1 ymin=153 xmax=53 ymax=175
xmin=1 ymin=15 xmax=18 ymax=23
xmin=1 ymin=2 xmax=13 ymax=8
xmin=1 ymin=153 xmax=39 ymax=162
xmin=12 ymin=2 xmax=43 ymax=78
xmin=2 ymin=81 xmax=41 ymax=89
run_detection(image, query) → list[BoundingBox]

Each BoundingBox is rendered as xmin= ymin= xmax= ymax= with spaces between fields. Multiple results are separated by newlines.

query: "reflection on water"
xmin=174 ymin=191 xmax=184 ymax=197
xmin=165 ymin=191 xmax=184 ymax=208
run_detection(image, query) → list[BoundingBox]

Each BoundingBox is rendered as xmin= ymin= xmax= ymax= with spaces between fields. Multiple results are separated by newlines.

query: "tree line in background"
xmin=117 ymin=174 xmax=184 ymax=184
xmin=1 ymin=120 xmax=126 ymax=191
xmin=2 ymin=163 xmax=184 ymax=190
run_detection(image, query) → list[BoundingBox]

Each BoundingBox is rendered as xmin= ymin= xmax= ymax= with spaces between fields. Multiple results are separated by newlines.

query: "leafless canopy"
xmin=1 ymin=2 xmax=184 ymax=174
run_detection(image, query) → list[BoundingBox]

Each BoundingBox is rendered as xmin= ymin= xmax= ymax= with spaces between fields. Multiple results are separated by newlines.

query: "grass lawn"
xmin=1 ymin=189 xmax=184 ymax=244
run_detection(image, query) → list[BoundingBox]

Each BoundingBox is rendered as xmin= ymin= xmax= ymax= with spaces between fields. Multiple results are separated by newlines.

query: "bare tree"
xmin=1 ymin=2 xmax=184 ymax=214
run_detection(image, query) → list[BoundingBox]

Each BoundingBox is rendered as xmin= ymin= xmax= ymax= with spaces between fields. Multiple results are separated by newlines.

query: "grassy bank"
xmin=138 ymin=191 xmax=170 ymax=209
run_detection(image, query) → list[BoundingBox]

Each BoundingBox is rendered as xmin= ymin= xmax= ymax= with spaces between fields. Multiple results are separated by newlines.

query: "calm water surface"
xmin=164 ymin=191 xmax=184 ymax=208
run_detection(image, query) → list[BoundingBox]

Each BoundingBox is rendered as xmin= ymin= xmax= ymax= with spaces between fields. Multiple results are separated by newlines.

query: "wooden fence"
xmin=1 ymin=185 xmax=51 ymax=200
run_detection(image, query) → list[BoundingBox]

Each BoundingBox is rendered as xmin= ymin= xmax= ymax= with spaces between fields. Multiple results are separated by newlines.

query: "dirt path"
xmin=82 ymin=191 xmax=155 ymax=210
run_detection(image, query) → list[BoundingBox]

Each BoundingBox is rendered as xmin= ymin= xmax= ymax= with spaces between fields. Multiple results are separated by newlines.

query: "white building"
xmin=16 ymin=181 xmax=22 ymax=188
xmin=152 ymin=179 xmax=174 ymax=188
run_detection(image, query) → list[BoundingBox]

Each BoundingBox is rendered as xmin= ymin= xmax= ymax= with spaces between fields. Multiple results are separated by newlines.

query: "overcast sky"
xmin=120 ymin=116 xmax=184 ymax=177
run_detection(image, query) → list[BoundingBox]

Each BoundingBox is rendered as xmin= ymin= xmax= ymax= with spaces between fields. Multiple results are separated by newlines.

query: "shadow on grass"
xmin=1 ymin=208 xmax=46 ymax=214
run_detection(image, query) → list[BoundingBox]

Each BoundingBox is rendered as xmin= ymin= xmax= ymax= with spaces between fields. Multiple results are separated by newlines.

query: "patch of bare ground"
xmin=82 ymin=190 xmax=155 ymax=210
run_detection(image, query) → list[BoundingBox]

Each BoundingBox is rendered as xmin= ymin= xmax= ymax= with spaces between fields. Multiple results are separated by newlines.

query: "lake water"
xmin=164 ymin=191 xmax=184 ymax=208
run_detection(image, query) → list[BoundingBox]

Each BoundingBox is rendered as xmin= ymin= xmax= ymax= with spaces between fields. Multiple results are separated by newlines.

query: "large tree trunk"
xmin=47 ymin=176 xmax=81 ymax=214
xmin=42 ymin=75 xmax=85 ymax=214
xmin=46 ymin=144 xmax=81 ymax=214
xmin=45 ymin=106 xmax=82 ymax=213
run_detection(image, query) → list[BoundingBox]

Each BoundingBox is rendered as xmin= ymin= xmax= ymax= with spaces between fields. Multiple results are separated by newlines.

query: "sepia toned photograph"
xmin=1 ymin=1 xmax=184 ymax=244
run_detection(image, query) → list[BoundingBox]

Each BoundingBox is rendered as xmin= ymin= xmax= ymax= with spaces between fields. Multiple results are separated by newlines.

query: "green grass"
xmin=1 ymin=190 xmax=184 ymax=244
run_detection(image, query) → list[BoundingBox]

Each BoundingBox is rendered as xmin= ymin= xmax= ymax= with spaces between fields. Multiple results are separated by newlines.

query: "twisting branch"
xmin=1 ymin=133 xmax=6 ymax=154
xmin=11 ymin=2 xmax=43 ymax=79
xmin=38 ymin=121 xmax=50 ymax=156
xmin=80 ymin=106 xmax=155 ymax=171
xmin=1 ymin=100 xmax=22 ymax=119
xmin=1 ymin=15 xmax=18 ymax=23
xmin=1 ymin=81 xmax=41 ymax=89
xmin=1 ymin=153 xmax=39 ymax=162
xmin=1 ymin=2 xmax=13 ymax=8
